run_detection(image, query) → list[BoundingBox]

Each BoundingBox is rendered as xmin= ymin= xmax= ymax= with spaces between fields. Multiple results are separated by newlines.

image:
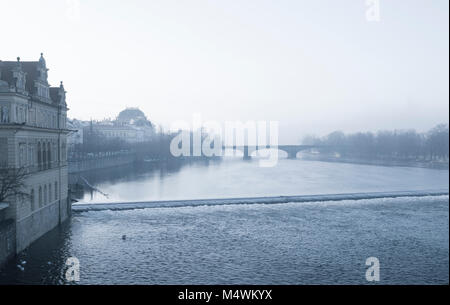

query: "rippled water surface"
xmin=1 ymin=195 xmax=448 ymax=284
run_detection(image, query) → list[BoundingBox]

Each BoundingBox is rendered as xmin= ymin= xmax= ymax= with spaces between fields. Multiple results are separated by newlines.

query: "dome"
xmin=116 ymin=108 xmax=152 ymax=127
xmin=117 ymin=108 xmax=146 ymax=121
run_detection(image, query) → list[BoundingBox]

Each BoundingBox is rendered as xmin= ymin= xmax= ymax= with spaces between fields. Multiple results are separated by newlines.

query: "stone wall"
xmin=15 ymin=197 xmax=69 ymax=252
xmin=0 ymin=219 xmax=15 ymax=270
xmin=14 ymin=164 xmax=70 ymax=253
xmin=68 ymin=154 xmax=135 ymax=173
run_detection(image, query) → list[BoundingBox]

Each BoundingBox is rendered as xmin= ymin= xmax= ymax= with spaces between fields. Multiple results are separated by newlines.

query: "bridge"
xmin=222 ymin=145 xmax=319 ymax=159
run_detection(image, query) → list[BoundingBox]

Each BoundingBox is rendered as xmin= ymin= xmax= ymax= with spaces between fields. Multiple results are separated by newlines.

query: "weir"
xmin=72 ymin=189 xmax=449 ymax=212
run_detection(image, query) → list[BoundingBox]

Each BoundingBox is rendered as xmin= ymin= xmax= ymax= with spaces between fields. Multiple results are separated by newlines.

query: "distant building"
xmin=0 ymin=54 xmax=70 ymax=263
xmin=67 ymin=119 xmax=85 ymax=147
xmin=116 ymin=107 xmax=152 ymax=127
xmin=82 ymin=108 xmax=155 ymax=144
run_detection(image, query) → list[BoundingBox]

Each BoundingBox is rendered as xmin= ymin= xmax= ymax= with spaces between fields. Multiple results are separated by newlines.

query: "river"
xmin=0 ymin=159 xmax=448 ymax=284
xmin=72 ymin=159 xmax=449 ymax=203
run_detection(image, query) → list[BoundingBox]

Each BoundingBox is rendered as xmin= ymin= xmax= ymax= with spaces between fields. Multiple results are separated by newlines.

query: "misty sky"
xmin=1 ymin=0 xmax=448 ymax=143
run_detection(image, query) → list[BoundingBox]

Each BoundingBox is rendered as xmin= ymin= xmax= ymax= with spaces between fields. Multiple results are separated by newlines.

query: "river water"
xmin=0 ymin=159 xmax=448 ymax=284
xmin=74 ymin=159 xmax=449 ymax=203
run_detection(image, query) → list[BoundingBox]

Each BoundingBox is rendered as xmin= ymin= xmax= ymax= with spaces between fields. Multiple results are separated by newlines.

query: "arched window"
xmin=44 ymin=185 xmax=47 ymax=204
xmin=30 ymin=189 xmax=35 ymax=211
xmin=47 ymin=142 xmax=51 ymax=169
xmin=28 ymin=145 xmax=32 ymax=167
xmin=53 ymin=143 xmax=57 ymax=165
xmin=37 ymin=142 xmax=41 ymax=170
xmin=62 ymin=141 xmax=67 ymax=162
xmin=42 ymin=143 xmax=47 ymax=170
xmin=39 ymin=186 xmax=42 ymax=208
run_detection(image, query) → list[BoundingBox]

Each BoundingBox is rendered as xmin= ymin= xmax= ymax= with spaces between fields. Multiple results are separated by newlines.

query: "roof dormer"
xmin=37 ymin=53 xmax=49 ymax=83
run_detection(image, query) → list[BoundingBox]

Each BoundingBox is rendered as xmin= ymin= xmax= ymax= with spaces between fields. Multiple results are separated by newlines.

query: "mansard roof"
xmin=0 ymin=55 xmax=66 ymax=106
xmin=49 ymin=87 xmax=59 ymax=102
xmin=49 ymin=87 xmax=63 ymax=104
xmin=0 ymin=60 xmax=40 ymax=94
xmin=0 ymin=61 xmax=16 ymax=87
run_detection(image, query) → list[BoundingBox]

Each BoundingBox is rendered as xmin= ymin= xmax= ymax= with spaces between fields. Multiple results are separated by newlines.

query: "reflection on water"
xmin=70 ymin=159 xmax=201 ymax=202
xmin=71 ymin=159 xmax=450 ymax=203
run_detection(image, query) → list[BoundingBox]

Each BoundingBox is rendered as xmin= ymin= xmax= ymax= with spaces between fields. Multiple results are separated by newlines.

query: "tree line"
xmin=302 ymin=124 xmax=449 ymax=161
xmin=68 ymin=128 xmax=212 ymax=161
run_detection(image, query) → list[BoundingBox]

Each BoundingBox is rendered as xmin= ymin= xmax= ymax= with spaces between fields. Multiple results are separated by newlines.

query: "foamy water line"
xmin=72 ymin=189 xmax=449 ymax=212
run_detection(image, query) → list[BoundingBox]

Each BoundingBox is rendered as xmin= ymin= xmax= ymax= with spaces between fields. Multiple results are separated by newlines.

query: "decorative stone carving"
xmin=58 ymin=81 xmax=67 ymax=106
xmin=38 ymin=53 xmax=49 ymax=82
xmin=12 ymin=57 xmax=27 ymax=93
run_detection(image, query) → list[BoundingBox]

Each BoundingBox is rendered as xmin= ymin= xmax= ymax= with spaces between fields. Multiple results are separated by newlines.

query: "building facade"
xmin=67 ymin=119 xmax=85 ymax=148
xmin=83 ymin=108 xmax=155 ymax=144
xmin=0 ymin=54 xmax=70 ymax=258
xmin=87 ymin=122 xmax=147 ymax=143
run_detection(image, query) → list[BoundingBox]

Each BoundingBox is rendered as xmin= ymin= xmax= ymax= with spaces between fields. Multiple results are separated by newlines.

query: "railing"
xmin=0 ymin=119 xmax=63 ymax=130
xmin=0 ymin=162 xmax=67 ymax=174
xmin=68 ymin=150 xmax=133 ymax=162
xmin=68 ymin=151 xmax=135 ymax=174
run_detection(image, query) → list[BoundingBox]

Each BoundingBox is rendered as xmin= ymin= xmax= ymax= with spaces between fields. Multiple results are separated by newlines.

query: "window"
xmin=47 ymin=142 xmax=51 ymax=168
xmin=37 ymin=142 xmax=42 ymax=170
xmin=30 ymin=145 xmax=35 ymax=167
xmin=42 ymin=143 xmax=47 ymax=170
xmin=30 ymin=189 xmax=35 ymax=211
xmin=62 ymin=141 xmax=67 ymax=162
xmin=55 ymin=182 xmax=58 ymax=200
xmin=28 ymin=145 xmax=32 ymax=167
xmin=38 ymin=85 xmax=49 ymax=99
xmin=0 ymin=138 xmax=7 ymax=165
xmin=53 ymin=143 xmax=57 ymax=164
xmin=39 ymin=186 xmax=42 ymax=208
xmin=44 ymin=185 xmax=47 ymax=204
xmin=49 ymin=184 xmax=52 ymax=202
xmin=19 ymin=144 xmax=26 ymax=167
xmin=30 ymin=109 xmax=35 ymax=125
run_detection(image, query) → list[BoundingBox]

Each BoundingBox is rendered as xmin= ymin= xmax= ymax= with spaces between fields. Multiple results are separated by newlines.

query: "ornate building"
xmin=83 ymin=108 xmax=155 ymax=144
xmin=0 ymin=54 xmax=70 ymax=256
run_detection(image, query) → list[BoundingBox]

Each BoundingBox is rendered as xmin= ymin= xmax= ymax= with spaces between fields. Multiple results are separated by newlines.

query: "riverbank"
xmin=300 ymin=154 xmax=449 ymax=170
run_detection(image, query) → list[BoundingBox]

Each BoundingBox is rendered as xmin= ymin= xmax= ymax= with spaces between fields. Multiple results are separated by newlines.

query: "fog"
xmin=1 ymin=0 xmax=448 ymax=143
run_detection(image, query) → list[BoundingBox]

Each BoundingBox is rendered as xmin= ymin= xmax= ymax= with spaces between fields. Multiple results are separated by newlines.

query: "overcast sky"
xmin=1 ymin=0 xmax=448 ymax=143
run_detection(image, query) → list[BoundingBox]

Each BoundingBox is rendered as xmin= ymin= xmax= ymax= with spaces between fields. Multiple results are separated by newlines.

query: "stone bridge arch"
xmin=222 ymin=145 xmax=318 ymax=160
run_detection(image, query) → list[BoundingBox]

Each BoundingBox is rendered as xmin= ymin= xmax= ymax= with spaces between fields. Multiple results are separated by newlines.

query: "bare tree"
xmin=0 ymin=167 xmax=30 ymax=203
xmin=311 ymin=124 xmax=449 ymax=163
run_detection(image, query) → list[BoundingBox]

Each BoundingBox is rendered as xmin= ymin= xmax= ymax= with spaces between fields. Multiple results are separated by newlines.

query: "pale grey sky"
xmin=1 ymin=0 xmax=448 ymax=143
